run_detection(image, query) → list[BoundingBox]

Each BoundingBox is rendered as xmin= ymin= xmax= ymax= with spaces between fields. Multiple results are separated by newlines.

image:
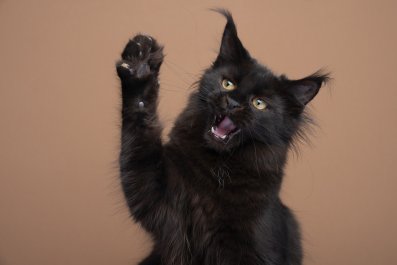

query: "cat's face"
xmin=194 ymin=11 xmax=328 ymax=152
xmin=199 ymin=62 xmax=287 ymax=151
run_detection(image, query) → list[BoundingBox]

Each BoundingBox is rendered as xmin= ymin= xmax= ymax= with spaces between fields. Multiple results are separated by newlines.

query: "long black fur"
xmin=115 ymin=10 xmax=329 ymax=265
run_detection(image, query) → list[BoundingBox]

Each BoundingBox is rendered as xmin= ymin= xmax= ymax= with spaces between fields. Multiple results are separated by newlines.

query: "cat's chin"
xmin=209 ymin=127 xmax=241 ymax=141
xmin=204 ymin=130 xmax=241 ymax=152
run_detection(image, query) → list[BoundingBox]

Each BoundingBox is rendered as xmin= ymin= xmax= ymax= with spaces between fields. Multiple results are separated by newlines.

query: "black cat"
xmin=116 ymin=9 xmax=328 ymax=265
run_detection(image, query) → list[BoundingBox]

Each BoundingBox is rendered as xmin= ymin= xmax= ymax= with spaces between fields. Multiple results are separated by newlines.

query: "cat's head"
xmin=193 ymin=10 xmax=329 ymax=152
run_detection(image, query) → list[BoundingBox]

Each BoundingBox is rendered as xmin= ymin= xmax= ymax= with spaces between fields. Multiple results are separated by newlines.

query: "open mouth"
xmin=210 ymin=115 xmax=240 ymax=142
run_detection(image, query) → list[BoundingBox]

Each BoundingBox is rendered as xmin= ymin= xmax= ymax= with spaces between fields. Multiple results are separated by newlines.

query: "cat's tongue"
xmin=212 ymin=116 xmax=237 ymax=139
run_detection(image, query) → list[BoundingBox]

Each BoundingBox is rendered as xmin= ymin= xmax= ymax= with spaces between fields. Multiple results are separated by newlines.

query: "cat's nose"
xmin=224 ymin=96 xmax=241 ymax=111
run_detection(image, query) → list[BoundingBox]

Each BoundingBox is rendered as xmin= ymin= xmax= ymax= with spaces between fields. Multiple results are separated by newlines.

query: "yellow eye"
xmin=222 ymin=79 xmax=236 ymax=91
xmin=252 ymin=97 xmax=267 ymax=110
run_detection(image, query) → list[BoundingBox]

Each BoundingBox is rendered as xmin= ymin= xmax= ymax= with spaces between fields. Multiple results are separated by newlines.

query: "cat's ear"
xmin=283 ymin=71 xmax=330 ymax=106
xmin=213 ymin=9 xmax=250 ymax=65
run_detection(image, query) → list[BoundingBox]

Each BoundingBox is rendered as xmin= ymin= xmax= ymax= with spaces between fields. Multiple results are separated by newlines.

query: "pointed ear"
xmin=284 ymin=71 xmax=330 ymax=106
xmin=213 ymin=9 xmax=250 ymax=65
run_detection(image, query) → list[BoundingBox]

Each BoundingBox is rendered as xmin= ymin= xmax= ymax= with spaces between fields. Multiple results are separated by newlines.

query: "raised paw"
xmin=116 ymin=34 xmax=164 ymax=80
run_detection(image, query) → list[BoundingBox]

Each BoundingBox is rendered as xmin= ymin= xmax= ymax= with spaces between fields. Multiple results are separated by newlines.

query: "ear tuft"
xmin=210 ymin=8 xmax=234 ymax=25
xmin=285 ymin=70 xmax=330 ymax=106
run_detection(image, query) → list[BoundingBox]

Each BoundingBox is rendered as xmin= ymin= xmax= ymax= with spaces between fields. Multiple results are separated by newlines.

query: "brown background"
xmin=1 ymin=0 xmax=396 ymax=264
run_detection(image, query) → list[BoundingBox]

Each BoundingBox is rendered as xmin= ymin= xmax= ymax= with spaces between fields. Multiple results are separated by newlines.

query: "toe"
xmin=122 ymin=40 xmax=141 ymax=60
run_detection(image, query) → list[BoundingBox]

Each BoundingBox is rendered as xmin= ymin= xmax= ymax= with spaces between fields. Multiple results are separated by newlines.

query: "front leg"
xmin=116 ymin=35 xmax=166 ymax=235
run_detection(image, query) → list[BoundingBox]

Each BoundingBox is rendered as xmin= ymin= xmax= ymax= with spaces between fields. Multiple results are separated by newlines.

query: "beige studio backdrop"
xmin=1 ymin=0 xmax=396 ymax=265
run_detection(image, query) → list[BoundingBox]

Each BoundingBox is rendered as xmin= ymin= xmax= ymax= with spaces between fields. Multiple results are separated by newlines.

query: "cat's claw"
xmin=119 ymin=62 xmax=132 ymax=74
xmin=116 ymin=34 xmax=164 ymax=81
xmin=120 ymin=62 xmax=131 ymax=69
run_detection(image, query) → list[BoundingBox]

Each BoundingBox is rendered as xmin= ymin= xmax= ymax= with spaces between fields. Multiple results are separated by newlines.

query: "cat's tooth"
xmin=221 ymin=135 xmax=227 ymax=140
xmin=211 ymin=127 xmax=216 ymax=134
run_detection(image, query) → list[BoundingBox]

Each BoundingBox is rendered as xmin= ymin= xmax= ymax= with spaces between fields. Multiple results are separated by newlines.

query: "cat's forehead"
xmin=245 ymin=67 xmax=277 ymax=83
xmin=218 ymin=62 xmax=276 ymax=82
xmin=239 ymin=65 xmax=280 ymax=92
